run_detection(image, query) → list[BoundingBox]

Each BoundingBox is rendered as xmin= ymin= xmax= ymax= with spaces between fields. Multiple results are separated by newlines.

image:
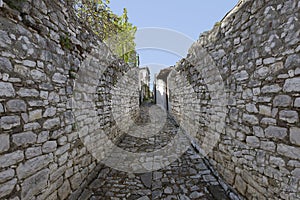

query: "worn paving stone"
xmin=85 ymin=103 xmax=229 ymax=200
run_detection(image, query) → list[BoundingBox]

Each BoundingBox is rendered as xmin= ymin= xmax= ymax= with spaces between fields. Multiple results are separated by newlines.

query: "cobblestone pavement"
xmin=84 ymin=103 xmax=230 ymax=200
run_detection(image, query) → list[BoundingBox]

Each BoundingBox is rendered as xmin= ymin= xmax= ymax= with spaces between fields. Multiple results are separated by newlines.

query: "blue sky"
xmin=109 ymin=0 xmax=239 ymax=87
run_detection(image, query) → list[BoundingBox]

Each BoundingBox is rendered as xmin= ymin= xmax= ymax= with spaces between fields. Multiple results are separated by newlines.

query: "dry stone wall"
xmin=169 ymin=0 xmax=300 ymax=199
xmin=0 ymin=0 xmax=139 ymax=199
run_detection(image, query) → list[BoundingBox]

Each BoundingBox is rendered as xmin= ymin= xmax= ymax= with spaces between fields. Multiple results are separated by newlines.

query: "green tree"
xmin=73 ymin=0 xmax=139 ymax=67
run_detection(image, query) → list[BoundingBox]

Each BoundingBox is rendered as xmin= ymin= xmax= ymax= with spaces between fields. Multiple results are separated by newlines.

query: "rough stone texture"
xmin=84 ymin=104 xmax=229 ymax=200
xmin=290 ymin=127 xmax=300 ymax=146
xmin=0 ymin=151 xmax=24 ymax=168
xmin=25 ymin=147 xmax=42 ymax=159
xmin=0 ymin=178 xmax=17 ymax=199
xmin=0 ymin=115 xmax=20 ymax=130
xmin=167 ymin=0 xmax=300 ymax=199
xmin=0 ymin=0 xmax=299 ymax=200
xmin=42 ymin=141 xmax=57 ymax=153
xmin=17 ymin=89 xmax=39 ymax=97
xmin=246 ymin=136 xmax=260 ymax=148
xmin=0 ymin=0 xmax=139 ymax=199
xmin=295 ymin=98 xmax=300 ymax=107
xmin=21 ymin=169 xmax=49 ymax=200
xmin=17 ymin=154 xmax=53 ymax=179
xmin=58 ymin=180 xmax=71 ymax=200
xmin=28 ymin=109 xmax=42 ymax=122
xmin=6 ymin=99 xmax=27 ymax=112
xmin=0 ymin=82 xmax=15 ymax=97
xmin=265 ymin=126 xmax=287 ymax=140
xmin=0 ymin=134 xmax=10 ymax=153
xmin=43 ymin=118 xmax=60 ymax=130
xmin=277 ymin=144 xmax=300 ymax=160
xmin=12 ymin=132 xmax=37 ymax=146
xmin=0 ymin=103 xmax=4 ymax=113
xmin=279 ymin=110 xmax=299 ymax=123
xmin=273 ymin=95 xmax=292 ymax=107
xmin=283 ymin=77 xmax=300 ymax=92
xmin=0 ymin=169 xmax=15 ymax=184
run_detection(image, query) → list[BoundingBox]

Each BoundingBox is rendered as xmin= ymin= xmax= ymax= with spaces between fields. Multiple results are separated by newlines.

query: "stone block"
xmin=0 ymin=82 xmax=15 ymax=97
xmin=6 ymin=99 xmax=27 ymax=112
xmin=265 ymin=126 xmax=287 ymax=139
xmin=0 ymin=115 xmax=20 ymax=130
xmin=25 ymin=147 xmax=42 ymax=159
xmin=294 ymin=98 xmax=300 ymax=107
xmin=283 ymin=77 xmax=300 ymax=92
xmin=0 ymin=134 xmax=9 ymax=153
xmin=0 ymin=103 xmax=3 ymax=113
xmin=277 ymin=144 xmax=300 ymax=159
xmin=58 ymin=152 xmax=69 ymax=166
xmin=246 ymin=104 xmax=258 ymax=113
xmin=37 ymin=131 xmax=49 ymax=143
xmin=273 ymin=95 xmax=292 ymax=107
xmin=263 ymin=57 xmax=275 ymax=65
xmin=285 ymin=54 xmax=300 ymax=69
xmin=17 ymin=88 xmax=39 ymax=97
xmin=43 ymin=118 xmax=60 ymax=130
xmin=259 ymin=105 xmax=272 ymax=116
xmin=23 ymin=60 xmax=36 ymax=67
xmin=31 ymin=69 xmax=46 ymax=81
xmin=0 ymin=178 xmax=17 ymax=199
xmin=255 ymin=67 xmax=269 ymax=78
xmin=260 ymin=141 xmax=276 ymax=152
xmin=29 ymin=109 xmax=42 ymax=121
xmin=290 ymin=127 xmax=300 ymax=146
xmin=279 ymin=110 xmax=299 ymax=123
xmin=0 ymin=151 xmax=24 ymax=168
xmin=269 ymin=156 xmax=285 ymax=167
xmin=0 ymin=57 xmax=13 ymax=71
xmin=58 ymin=180 xmax=71 ymax=200
xmin=43 ymin=107 xmax=56 ymax=117
xmin=234 ymin=175 xmax=246 ymax=195
xmin=14 ymin=65 xmax=30 ymax=76
xmin=53 ymin=73 xmax=67 ymax=84
xmin=234 ymin=70 xmax=249 ymax=81
xmin=253 ymin=126 xmax=264 ymax=137
xmin=50 ymin=165 xmax=66 ymax=182
xmin=12 ymin=131 xmax=37 ymax=146
xmin=0 ymin=169 xmax=15 ymax=184
xmin=291 ymin=168 xmax=300 ymax=177
xmin=21 ymin=169 xmax=49 ymax=200
xmin=69 ymin=173 xmax=82 ymax=190
xmin=24 ymin=122 xmax=41 ymax=131
xmin=243 ymin=114 xmax=259 ymax=125
xmin=17 ymin=154 xmax=53 ymax=179
xmin=42 ymin=141 xmax=57 ymax=153
xmin=246 ymin=136 xmax=260 ymax=147
xmin=261 ymin=84 xmax=281 ymax=93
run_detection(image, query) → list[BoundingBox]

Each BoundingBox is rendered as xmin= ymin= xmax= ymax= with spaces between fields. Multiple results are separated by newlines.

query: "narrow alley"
xmin=0 ymin=1 xmax=299 ymax=200
xmin=85 ymin=103 xmax=229 ymax=200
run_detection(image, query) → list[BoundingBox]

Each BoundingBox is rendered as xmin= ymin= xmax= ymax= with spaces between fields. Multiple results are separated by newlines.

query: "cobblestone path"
xmin=85 ymin=103 xmax=229 ymax=200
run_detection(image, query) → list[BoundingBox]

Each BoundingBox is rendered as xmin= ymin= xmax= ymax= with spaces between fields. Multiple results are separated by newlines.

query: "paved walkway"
xmin=85 ymin=103 xmax=229 ymax=200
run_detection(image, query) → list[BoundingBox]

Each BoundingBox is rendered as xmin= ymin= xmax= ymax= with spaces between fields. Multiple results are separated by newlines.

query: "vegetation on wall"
xmin=73 ymin=0 xmax=139 ymax=67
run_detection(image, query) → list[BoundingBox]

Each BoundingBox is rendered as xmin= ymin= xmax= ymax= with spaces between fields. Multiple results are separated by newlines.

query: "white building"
xmin=154 ymin=67 xmax=173 ymax=110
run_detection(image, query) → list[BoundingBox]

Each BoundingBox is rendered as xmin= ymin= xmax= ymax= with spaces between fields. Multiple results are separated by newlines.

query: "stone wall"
xmin=0 ymin=0 xmax=139 ymax=199
xmin=168 ymin=0 xmax=300 ymax=199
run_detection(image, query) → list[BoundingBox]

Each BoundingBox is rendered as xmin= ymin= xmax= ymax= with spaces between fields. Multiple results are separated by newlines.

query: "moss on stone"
xmin=60 ymin=35 xmax=72 ymax=50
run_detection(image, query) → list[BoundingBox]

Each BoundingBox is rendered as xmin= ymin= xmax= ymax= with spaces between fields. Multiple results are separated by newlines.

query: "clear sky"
xmin=109 ymin=0 xmax=239 ymax=88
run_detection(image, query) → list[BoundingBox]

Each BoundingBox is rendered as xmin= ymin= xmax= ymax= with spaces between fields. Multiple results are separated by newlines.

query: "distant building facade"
xmin=139 ymin=67 xmax=150 ymax=103
xmin=154 ymin=67 xmax=173 ymax=110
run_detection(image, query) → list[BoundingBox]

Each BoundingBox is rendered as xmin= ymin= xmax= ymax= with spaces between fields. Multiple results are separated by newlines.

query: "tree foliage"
xmin=73 ymin=0 xmax=139 ymax=66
